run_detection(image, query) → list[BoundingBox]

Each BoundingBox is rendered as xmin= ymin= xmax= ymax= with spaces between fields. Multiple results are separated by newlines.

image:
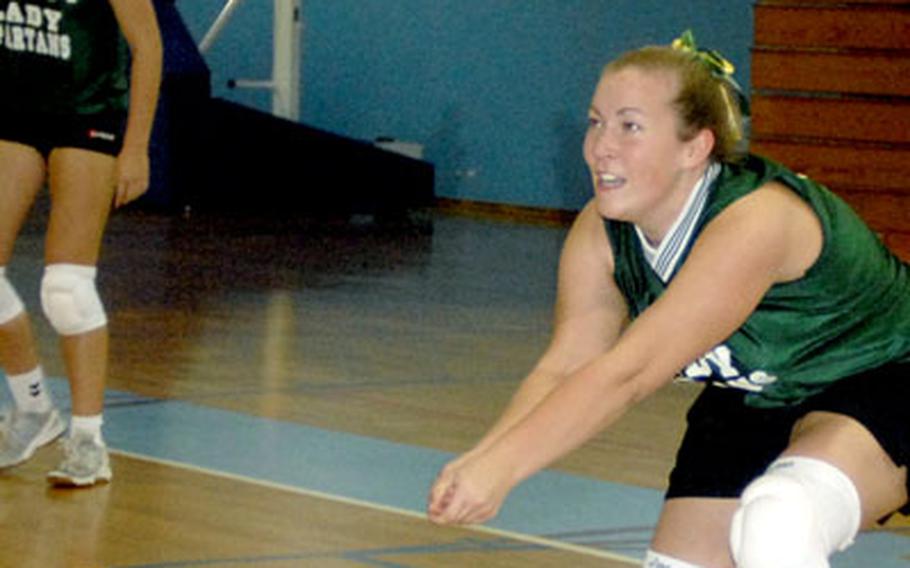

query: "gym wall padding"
xmin=143 ymin=0 xmax=211 ymax=211
xmin=144 ymin=0 xmax=434 ymax=219
xmin=192 ymin=98 xmax=435 ymax=218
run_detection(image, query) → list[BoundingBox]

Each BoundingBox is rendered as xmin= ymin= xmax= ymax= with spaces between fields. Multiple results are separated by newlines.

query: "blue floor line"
xmin=12 ymin=378 xmax=910 ymax=565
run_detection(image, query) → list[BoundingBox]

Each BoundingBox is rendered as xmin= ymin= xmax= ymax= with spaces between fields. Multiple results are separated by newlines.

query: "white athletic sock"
xmin=6 ymin=367 xmax=53 ymax=413
xmin=70 ymin=414 xmax=104 ymax=444
xmin=643 ymin=550 xmax=706 ymax=568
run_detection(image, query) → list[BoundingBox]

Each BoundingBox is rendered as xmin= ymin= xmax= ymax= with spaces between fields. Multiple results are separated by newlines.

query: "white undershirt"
xmin=635 ymin=162 xmax=721 ymax=283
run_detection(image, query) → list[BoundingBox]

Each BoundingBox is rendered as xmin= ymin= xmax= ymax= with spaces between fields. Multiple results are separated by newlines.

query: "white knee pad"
xmin=730 ymin=456 xmax=861 ymax=568
xmin=0 ymin=267 xmax=26 ymax=325
xmin=643 ymin=549 xmax=705 ymax=567
xmin=40 ymin=263 xmax=107 ymax=335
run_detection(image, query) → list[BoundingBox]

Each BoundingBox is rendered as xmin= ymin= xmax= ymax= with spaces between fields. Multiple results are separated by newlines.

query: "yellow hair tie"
xmin=671 ymin=29 xmax=736 ymax=79
xmin=671 ymin=29 xmax=749 ymax=118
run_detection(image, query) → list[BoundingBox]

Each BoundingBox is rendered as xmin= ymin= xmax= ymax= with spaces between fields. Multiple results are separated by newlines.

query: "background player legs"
xmin=0 ymin=141 xmax=46 ymax=377
xmin=0 ymin=140 xmax=65 ymax=471
xmin=45 ymin=147 xmax=116 ymax=419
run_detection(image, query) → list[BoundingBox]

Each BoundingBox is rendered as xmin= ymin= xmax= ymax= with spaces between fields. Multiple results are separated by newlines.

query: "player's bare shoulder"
xmin=713 ymin=180 xmax=823 ymax=281
xmin=565 ymin=199 xmax=614 ymax=272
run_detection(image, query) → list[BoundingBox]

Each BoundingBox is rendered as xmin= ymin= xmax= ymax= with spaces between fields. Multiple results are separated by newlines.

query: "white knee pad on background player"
xmin=643 ymin=549 xmax=705 ymax=567
xmin=730 ymin=456 xmax=861 ymax=568
xmin=0 ymin=267 xmax=26 ymax=325
xmin=40 ymin=263 xmax=107 ymax=335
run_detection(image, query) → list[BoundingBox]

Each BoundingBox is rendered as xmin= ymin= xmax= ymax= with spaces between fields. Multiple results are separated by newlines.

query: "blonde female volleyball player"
xmin=428 ymin=33 xmax=910 ymax=568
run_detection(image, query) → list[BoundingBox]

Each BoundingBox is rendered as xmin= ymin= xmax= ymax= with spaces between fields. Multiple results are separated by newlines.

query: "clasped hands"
xmin=426 ymin=449 xmax=517 ymax=526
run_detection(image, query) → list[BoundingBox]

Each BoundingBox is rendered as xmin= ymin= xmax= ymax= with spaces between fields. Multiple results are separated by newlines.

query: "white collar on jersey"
xmin=635 ymin=161 xmax=721 ymax=283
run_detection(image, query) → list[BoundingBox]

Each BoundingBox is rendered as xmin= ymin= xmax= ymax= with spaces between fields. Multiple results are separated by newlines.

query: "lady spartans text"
xmin=0 ymin=2 xmax=71 ymax=60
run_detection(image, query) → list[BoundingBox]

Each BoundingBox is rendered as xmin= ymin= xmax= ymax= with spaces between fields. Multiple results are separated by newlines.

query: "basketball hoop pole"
xmin=272 ymin=0 xmax=302 ymax=121
xmin=198 ymin=0 xmax=302 ymax=121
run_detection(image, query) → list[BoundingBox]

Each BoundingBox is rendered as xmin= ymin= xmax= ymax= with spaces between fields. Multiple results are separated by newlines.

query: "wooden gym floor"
xmin=0 ymin=204 xmax=906 ymax=567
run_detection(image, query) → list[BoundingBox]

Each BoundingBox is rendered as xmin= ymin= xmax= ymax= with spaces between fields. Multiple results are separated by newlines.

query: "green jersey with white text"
xmin=605 ymin=154 xmax=910 ymax=408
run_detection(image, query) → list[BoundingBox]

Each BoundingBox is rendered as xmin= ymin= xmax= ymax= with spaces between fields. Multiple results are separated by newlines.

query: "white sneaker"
xmin=0 ymin=407 xmax=66 ymax=468
xmin=47 ymin=433 xmax=112 ymax=487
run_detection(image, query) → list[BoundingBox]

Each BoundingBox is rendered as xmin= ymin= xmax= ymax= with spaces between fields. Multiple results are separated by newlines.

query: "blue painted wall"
xmin=176 ymin=1 xmax=754 ymax=211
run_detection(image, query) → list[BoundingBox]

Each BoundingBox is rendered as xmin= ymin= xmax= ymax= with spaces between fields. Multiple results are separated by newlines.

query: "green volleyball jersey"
xmin=0 ymin=0 xmax=129 ymax=115
xmin=606 ymin=154 xmax=910 ymax=408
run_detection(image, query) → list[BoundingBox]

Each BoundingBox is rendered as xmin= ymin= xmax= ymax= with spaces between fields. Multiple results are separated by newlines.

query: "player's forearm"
xmin=466 ymin=366 xmax=565 ymax=456
xmin=482 ymin=355 xmax=647 ymax=486
xmin=121 ymin=36 xmax=162 ymax=153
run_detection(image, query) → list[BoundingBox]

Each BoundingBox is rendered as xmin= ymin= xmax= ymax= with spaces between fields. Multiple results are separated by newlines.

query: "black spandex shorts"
xmin=0 ymin=110 xmax=126 ymax=158
xmin=666 ymin=361 xmax=910 ymax=515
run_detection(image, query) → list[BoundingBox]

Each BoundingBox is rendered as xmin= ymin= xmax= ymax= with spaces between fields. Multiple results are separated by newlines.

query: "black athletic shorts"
xmin=666 ymin=361 xmax=910 ymax=515
xmin=0 ymin=110 xmax=126 ymax=158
